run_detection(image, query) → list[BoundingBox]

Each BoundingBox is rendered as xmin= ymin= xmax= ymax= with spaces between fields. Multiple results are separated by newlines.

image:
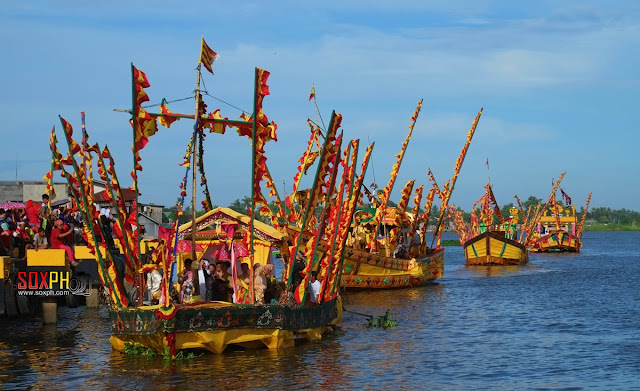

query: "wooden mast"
xmin=191 ymin=63 xmax=202 ymax=298
xmin=431 ymin=108 xmax=483 ymax=248
xmin=130 ymin=63 xmax=143 ymax=306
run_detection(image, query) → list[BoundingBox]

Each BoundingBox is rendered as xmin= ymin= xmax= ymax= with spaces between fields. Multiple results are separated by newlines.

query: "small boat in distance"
xmin=450 ymin=184 xmax=529 ymax=266
xmin=530 ymin=177 xmax=592 ymax=253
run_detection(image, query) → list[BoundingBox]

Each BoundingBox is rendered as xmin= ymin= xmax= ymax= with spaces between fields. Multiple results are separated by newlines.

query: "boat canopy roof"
xmin=178 ymin=206 xmax=285 ymax=242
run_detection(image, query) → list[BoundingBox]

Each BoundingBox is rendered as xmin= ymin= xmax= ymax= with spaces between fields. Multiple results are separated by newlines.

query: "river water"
xmin=1 ymin=231 xmax=639 ymax=390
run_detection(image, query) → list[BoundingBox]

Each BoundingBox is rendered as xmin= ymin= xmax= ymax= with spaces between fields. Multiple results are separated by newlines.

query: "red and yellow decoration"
xmin=432 ymin=108 xmax=483 ymax=248
xmin=367 ymin=100 xmax=423 ymax=250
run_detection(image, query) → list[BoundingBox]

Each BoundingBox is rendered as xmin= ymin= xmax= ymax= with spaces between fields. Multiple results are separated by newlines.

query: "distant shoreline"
xmin=584 ymin=223 xmax=640 ymax=232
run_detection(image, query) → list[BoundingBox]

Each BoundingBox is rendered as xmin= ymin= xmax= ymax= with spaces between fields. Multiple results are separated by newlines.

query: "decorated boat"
xmin=529 ymin=173 xmax=592 ymax=253
xmin=285 ymin=100 xmax=483 ymax=288
xmin=43 ymin=38 xmax=365 ymax=355
xmin=450 ymin=183 xmax=530 ymax=266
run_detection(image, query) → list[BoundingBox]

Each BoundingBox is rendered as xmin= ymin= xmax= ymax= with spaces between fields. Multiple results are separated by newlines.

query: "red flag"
xmin=308 ymin=84 xmax=315 ymax=101
xmin=199 ymin=37 xmax=218 ymax=74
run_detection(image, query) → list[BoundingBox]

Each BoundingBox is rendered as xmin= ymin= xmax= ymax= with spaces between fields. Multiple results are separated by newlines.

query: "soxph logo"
xmin=16 ymin=271 xmax=92 ymax=296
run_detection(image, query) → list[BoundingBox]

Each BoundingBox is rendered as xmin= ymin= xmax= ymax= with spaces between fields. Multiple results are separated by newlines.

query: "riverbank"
xmin=584 ymin=223 xmax=640 ymax=231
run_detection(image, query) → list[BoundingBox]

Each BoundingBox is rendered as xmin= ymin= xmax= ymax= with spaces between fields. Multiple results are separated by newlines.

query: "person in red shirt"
xmin=50 ymin=219 xmax=75 ymax=264
xmin=25 ymin=200 xmax=40 ymax=229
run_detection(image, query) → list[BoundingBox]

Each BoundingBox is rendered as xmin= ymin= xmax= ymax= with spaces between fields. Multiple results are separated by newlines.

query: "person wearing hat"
xmin=50 ymin=219 xmax=76 ymax=265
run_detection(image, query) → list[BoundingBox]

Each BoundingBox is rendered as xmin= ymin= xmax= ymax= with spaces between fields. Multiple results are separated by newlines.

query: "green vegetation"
xmin=584 ymin=223 xmax=638 ymax=232
xmin=162 ymin=193 xmax=639 ymax=232
xmin=163 ymin=198 xmax=216 ymax=224
xmin=124 ymin=341 xmax=204 ymax=360
xmin=365 ymin=309 xmax=398 ymax=329
xmin=584 ymin=207 xmax=640 ymax=226
xmin=124 ymin=341 xmax=157 ymax=357
xmin=441 ymin=240 xmax=461 ymax=246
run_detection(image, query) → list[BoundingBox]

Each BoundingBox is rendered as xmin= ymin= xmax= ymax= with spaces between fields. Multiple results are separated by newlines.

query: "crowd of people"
xmin=0 ymin=194 xmax=85 ymax=264
xmin=170 ymin=258 xmax=281 ymax=305
xmin=144 ymin=249 xmax=322 ymax=307
xmin=1 ymin=194 xmax=326 ymax=308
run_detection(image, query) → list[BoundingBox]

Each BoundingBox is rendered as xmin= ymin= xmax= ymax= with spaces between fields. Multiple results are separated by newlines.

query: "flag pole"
xmin=249 ymin=67 xmax=259 ymax=304
xmin=190 ymin=62 xmax=202 ymax=299
xmin=129 ymin=63 xmax=144 ymax=306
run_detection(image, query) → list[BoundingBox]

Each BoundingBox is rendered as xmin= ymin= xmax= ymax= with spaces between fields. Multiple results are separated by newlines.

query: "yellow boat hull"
xmin=109 ymin=297 xmax=342 ymax=355
xmin=464 ymin=232 xmax=528 ymax=266
xmin=341 ymin=248 xmax=444 ymax=289
xmin=285 ymin=226 xmax=444 ymax=290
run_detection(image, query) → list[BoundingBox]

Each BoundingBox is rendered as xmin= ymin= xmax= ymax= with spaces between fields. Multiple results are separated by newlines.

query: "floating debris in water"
xmin=365 ymin=309 xmax=398 ymax=329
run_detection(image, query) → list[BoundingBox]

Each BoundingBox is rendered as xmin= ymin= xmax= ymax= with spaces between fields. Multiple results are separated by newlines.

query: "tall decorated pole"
xmin=96 ymin=145 xmax=138 ymax=286
xmin=43 ymin=128 xmax=57 ymax=211
xmin=190 ymin=63 xmax=202 ymax=297
xmin=129 ymin=63 xmax=144 ymax=305
xmin=186 ymin=36 xmax=218 ymax=298
xmin=329 ymin=142 xmax=374 ymax=299
xmin=513 ymin=195 xmax=526 ymax=221
xmin=432 ymin=108 xmax=483 ymax=248
xmin=56 ymin=118 xmax=129 ymax=306
xmin=576 ymin=192 xmax=592 ymax=239
xmin=367 ymin=100 xmax=423 ymax=251
xmin=543 ymin=172 xmax=566 ymax=221
xmin=296 ymin=134 xmax=343 ymax=305
xmin=318 ymin=140 xmax=357 ymax=302
xmin=249 ymin=67 xmax=260 ymax=303
xmin=286 ymin=111 xmax=341 ymax=286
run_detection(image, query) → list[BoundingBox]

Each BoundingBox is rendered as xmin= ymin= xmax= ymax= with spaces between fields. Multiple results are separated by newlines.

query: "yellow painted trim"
xmin=26 ymin=249 xmax=68 ymax=267
xmin=74 ymin=245 xmax=107 ymax=260
xmin=0 ymin=256 xmax=11 ymax=279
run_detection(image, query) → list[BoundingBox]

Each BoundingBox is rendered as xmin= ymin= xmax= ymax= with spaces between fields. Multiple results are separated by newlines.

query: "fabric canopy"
xmin=0 ymin=201 xmax=26 ymax=209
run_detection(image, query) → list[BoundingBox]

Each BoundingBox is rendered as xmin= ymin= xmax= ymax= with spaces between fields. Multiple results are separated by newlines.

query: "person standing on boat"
xmin=202 ymin=261 xmax=217 ymax=301
xmin=238 ymin=262 xmax=251 ymax=285
xmin=178 ymin=259 xmax=195 ymax=303
xmin=308 ymin=271 xmax=321 ymax=305
xmin=198 ymin=258 xmax=209 ymax=298
xmin=263 ymin=264 xmax=278 ymax=304
xmin=146 ymin=266 xmax=163 ymax=305
xmin=218 ymin=261 xmax=233 ymax=301
xmin=253 ymin=263 xmax=267 ymax=305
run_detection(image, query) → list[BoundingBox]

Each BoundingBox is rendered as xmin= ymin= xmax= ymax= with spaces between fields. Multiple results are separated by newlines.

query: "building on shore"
xmin=0 ymin=179 xmax=164 ymax=238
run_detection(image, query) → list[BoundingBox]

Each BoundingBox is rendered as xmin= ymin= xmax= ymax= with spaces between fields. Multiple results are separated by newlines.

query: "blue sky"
xmin=1 ymin=1 xmax=639 ymax=211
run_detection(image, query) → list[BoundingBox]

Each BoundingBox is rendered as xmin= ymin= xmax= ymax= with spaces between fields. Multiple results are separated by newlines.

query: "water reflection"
xmin=465 ymin=265 xmax=530 ymax=278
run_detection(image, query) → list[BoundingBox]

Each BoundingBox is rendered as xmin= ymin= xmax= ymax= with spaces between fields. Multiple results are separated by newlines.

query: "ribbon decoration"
xmin=432 ymin=108 xmax=483 ymax=248
xmin=575 ymin=193 xmax=592 ymax=239
xmin=366 ymin=100 xmax=423 ymax=250
xmin=50 ymin=116 xmax=130 ymax=307
xmin=327 ymin=141 xmax=374 ymax=300
xmin=387 ymin=180 xmax=415 ymax=248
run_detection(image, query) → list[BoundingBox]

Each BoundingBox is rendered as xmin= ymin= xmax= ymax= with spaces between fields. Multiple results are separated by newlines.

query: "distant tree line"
xmin=162 ymin=195 xmax=639 ymax=228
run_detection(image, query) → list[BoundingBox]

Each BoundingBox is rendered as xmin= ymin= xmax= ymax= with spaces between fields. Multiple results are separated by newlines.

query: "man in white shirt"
xmin=308 ymin=271 xmax=322 ymax=304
